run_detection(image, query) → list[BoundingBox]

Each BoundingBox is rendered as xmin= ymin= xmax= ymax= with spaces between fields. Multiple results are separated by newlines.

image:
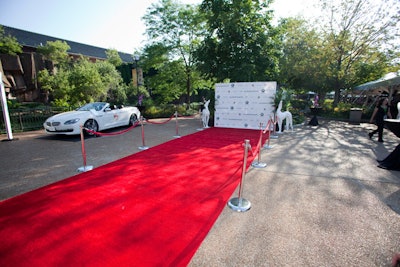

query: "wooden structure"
xmin=0 ymin=25 xmax=134 ymax=103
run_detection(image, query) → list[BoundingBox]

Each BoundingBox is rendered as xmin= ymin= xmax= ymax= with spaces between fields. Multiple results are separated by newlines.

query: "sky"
xmin=0 ymin=0 xmax=317 ymax=54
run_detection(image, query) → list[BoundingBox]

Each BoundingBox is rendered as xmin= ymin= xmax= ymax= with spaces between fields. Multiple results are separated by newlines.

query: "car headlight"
xmin=64 ymin=118 xmax=80 ymax=125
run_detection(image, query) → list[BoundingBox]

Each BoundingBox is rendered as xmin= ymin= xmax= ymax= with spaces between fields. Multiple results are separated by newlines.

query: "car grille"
xmin=46 ymin=128 xmax=73 ymax=133
xmin=46 ymin=122 xmax=61 ymax=126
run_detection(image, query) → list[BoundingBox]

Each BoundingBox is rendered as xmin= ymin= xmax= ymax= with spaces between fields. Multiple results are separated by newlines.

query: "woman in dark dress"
xmin=369 ymin=97 xmax=392 ymax=142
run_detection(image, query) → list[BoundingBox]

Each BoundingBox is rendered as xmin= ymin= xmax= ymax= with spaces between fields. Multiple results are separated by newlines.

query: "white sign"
xmin=214 ymin=82 xmax=276 ymax=129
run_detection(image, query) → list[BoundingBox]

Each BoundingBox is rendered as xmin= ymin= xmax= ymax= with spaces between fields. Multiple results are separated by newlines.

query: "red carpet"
xmin=0 ymin=127 xmax=268 ymax=267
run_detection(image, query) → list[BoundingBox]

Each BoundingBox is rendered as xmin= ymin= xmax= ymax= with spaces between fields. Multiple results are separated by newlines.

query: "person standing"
xmin=369 ymin=97 xmax=392 ymax=142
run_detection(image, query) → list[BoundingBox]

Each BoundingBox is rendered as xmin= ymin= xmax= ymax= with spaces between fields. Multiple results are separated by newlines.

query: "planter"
xmin=349 ymin=108 xmax=363 ymax=124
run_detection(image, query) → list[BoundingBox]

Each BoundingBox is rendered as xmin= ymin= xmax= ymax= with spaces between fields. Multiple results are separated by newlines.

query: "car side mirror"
xmin=105 ymin=108 xmax=111 ymax=112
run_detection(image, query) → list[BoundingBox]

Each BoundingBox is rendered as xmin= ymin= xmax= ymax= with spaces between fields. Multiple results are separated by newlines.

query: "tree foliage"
xmin=106 ymin=49 xmax=123 ymax=67
xmin=140 ymin=43 xmax=177 ymax=105
xmin=36 ymin=40 xmax=70 ymax=67
xmin=148 ymin=60 xmax=187 ymax=104
xmin=142 ymin=0 xmax=208 ymax=107
xmin=0 ymin=26 xmax=22 ymax=55
xmin=196 ymin=0 xmax=280 ymax=82
xmin=96 ymin=59 xmax=128 ymax=104
xmin=317 ymin=0 xmax=400 ymax=104
xmin=276 ymin=0 xmax=399 ymax=105
xmin=68 ymin=58 xmax=105 ymax=105
xmin=277 ymin=18 xmax=325 ymax=93
xmin=37 ymin=42 xmax=128 ymax=106
xmin=37 ymin=67 xmax=71 ymax=106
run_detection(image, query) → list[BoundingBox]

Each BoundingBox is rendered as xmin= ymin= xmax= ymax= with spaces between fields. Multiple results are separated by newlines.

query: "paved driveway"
xmin=190 ymin=120 xmax=400 ymax=266
xmin=0 ymin=116 xmax=202 ymax=200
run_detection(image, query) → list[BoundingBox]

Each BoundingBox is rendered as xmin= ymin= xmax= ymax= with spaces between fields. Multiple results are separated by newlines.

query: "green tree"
xmin=139 ymin=43 xmax=172 ymax=105
xmin=37 ymin=41 xmax=129 ymax=106
xmin=0 ymin=26 xmax=22 ymax=55
xmin=316 ymin=0 xmax=400 ymax=105
xmin=197 ymin=0 xmax=280 ymax=82
xmin=38 ymin=68 xmax=71 ymax=106
xmin=148 ymin=60 xmax=187 ymax=104
xmin=96 ymin=60 xmax=128 ymax=104
xmin=106 ymin=49 xmax=123 ymax=67
xmin=39 ymin=59 xmax=129 ymax=107
xmin=143 ymin=0 xmax=206 ymax=107
xmin=36 ymin=40 xmax=70 ymax=67
xmin=37 ymin=40 xmax=72 ymax=105
xmin=68 ymin=57 xmax=105 ymax=105
xmin=277 ymin=18 xmax=325 ymax=94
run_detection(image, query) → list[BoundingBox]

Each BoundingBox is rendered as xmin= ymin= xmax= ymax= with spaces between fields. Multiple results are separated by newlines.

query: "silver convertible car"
xmin=43 ymin=102 xmax=141 ymax=135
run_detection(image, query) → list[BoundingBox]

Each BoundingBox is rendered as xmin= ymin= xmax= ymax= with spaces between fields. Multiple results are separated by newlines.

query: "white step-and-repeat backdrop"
xmin=214 ymin=82 xmax=277 ymax=130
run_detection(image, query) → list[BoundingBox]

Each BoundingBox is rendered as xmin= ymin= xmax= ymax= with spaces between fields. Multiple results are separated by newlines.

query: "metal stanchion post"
xmin=252 ymin=123 xmax=267 ymax=168
xmin=270 ymin=114 xmax=279 ymax=139
xmin=228 ymin=139 xmax=252 ymax=212
xmin=138 ymin=116 xmax=149 ymax=150
xmin=196 ymin=112 xmax=204 ymax=131
xmin=264 ymin=119 xmax=273 ymax=149
xmin=77 ymin=126 xmax=93 ymax=172
xmin=173 ymin=111 xmax=181 ymax=138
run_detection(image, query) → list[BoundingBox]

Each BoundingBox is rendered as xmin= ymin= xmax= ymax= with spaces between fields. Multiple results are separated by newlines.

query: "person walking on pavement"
xmin=369 ymin=97 xmax=392 ymax=142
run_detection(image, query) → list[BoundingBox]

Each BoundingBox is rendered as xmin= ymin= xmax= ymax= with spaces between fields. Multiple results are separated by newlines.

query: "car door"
xmin=102 ymin=105 xmax=121 ymax=129
xmin=116 ymin=107 xmax=131 ymax=126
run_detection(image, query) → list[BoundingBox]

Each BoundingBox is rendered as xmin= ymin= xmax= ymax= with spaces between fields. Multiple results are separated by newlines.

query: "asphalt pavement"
xmin=0 ymin=116 xmax=202 ymax=200
xmin=1 ymin=117 xmax=399 ymax=266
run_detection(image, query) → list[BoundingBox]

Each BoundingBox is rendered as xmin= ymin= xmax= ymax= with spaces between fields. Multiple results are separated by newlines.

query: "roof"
xmin=1 ymin=25 xmax=134 ymax=63
xmin=354 ymin=71 xmax=400 ymax=93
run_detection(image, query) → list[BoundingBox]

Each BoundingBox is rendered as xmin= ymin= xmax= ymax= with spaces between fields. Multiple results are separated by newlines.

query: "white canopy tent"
xmin=354 ymin=71 xmax=400 ymax=96
xmin=353 ymin=72 xmax=400 ymax=113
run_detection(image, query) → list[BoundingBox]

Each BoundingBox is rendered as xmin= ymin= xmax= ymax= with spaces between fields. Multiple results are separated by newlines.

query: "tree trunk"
xmin=186 ymin=73 xmax=191 ymax=109
xmin=333 ymin=87 xmax=341 ymax=107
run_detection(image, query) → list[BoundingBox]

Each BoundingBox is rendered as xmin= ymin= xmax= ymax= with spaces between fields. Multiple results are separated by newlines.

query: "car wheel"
xmin=129 ymin=114 xmax=138 ymax=126
xmin=84 ymin=119 xmax=99 ymax=136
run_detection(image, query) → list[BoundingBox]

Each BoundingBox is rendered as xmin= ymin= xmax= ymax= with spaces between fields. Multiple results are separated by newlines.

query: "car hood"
xmin=46 ymin=110 xmax=94 ymax=122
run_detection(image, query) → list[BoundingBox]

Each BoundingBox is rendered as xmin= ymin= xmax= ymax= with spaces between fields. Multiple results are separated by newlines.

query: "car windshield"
xmin=77 ymin=103 xmax=106 ymax=112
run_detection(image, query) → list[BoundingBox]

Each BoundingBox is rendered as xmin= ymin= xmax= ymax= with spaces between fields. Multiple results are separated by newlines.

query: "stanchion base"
xmin=263 ymin=144 xmax=273 ymax=149
xmin=173 ymin=135 xmax=181 ymax=138
xmin=1 ymin=138 xmax=19 ymax=142
xmin=196 ymin=128 xmax=204 ymax=131
xmin=138 ymin=146 xmax=149 ymax=150
xmin=77 ymin=165 xmax=93 ymax=172
xmin=251 ymin=161 xmax=267 ymax=168
xmin=228 ymin=197 xmax=251 ymax=212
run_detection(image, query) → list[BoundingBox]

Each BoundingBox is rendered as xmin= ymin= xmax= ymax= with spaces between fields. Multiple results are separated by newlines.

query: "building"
xmin=0 ymin=25 xmax=134 ymax=102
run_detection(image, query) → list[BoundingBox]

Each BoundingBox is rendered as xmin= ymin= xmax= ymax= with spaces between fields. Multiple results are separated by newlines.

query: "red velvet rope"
xmin=263 ymin=119 xmax=272 ymax=134
xmin=146 ymin=114 xmax=175 ymax=125
xmin=247 ymin=130 xmax=262 ymax=158
xmin=146 ymin=113 xmax=197 ymax=125
xmin=247 ymin=143 xmax=254 ymax=157
xmin=177 ymin=114 xmax=197 ymax=119
xmin=84 ymin=121 xmax=140 ymax=137
xmin=254 ymin=129 xmax=263 ymax=154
